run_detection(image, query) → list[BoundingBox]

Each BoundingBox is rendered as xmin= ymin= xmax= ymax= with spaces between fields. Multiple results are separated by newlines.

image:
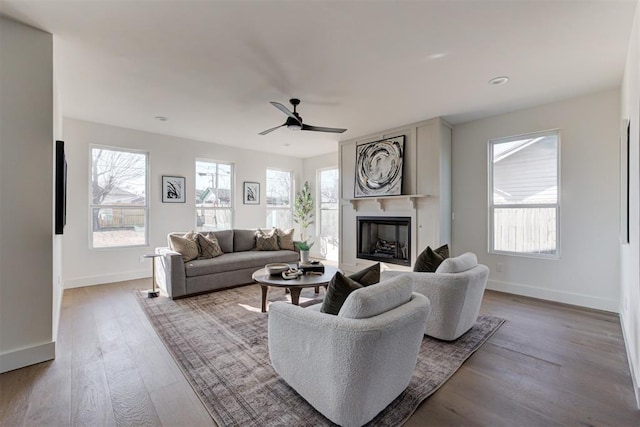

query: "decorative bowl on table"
xmin=265 ymin=263 xmax=290 ymax=275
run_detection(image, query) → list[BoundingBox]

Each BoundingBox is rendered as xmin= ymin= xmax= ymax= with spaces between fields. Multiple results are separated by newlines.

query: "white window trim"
xmin=89 ymin=144 xmax=149 ymax=249
xmin=316 ymin=167 xmax=339 ymax=237
xmin=195 ymin=158 xmax=235 ymax=231
xmin=487 ymin=129 xmax=561 ymax=259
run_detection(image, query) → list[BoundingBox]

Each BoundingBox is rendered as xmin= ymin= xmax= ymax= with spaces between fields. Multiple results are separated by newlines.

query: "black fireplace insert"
xmin=357 ymin=216 xmax=411 ymax=266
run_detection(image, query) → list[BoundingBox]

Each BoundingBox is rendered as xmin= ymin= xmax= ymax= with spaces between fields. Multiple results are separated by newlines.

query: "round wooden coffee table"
xmin=252 ymin=266 xmax=338 ymax=312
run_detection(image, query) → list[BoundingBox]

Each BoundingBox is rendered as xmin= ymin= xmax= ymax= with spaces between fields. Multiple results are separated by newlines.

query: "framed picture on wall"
xmin=354 ymin=135 xmax=405 ymax=197
xmin=243 ymin=182 xmax=260 ymax=204
xmin=162 ymin=175 xmax=186 ymax=203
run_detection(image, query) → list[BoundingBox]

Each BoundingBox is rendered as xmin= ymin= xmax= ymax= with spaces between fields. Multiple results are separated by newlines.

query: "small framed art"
xmin=243 ymin=181 xmax=260 ymax=204
xmin=162 ymin=176 xmax=186 ymax=203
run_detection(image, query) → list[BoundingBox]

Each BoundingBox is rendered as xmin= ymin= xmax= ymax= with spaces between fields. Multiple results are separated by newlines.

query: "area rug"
xmin=136 ymin=285 xmax=504 ymax=427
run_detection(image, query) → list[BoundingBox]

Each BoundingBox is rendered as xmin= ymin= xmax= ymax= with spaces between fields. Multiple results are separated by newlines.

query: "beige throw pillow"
xmin=276 ymin=228 xmax=295 ymax=250
xmin=169 ymin=232 xmax=199 ymax=262
xmin=197 ymin=233 xmax=224 ymax=259
xmin=256 ymin=228 xmax=279 ymax=251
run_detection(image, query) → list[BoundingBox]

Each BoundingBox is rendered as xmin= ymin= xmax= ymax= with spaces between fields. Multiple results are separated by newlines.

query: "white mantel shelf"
xmin=346 ymin=194 xmax=429 ymax=211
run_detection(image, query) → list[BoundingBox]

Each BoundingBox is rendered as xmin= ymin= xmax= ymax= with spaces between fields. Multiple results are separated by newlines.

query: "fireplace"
xmin=357 ymin=216 xmax=411 ymax=266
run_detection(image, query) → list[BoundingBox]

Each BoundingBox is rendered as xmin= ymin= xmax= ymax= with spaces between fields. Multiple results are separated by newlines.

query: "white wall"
xmin=52 ymin=38 xmax=64 ymax=342
xmin=0 ymin=17 xmax=55 ymax=373
xmin=620 ymin=0 xmax=640 ymax=407
xmin=62 ymin=118 xmax=304 ymax=288
xmin=302 ymin=152 xmax=338 ymax=258
xmin=452 ymin=89 xmax=621 ymax=312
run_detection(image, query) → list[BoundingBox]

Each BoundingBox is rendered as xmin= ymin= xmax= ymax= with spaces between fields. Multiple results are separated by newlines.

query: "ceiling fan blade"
xmin=259 ymin=124 xmax=285 ymax=135
xmin=302 ymin=124 xmax=347 ymax=133
xmin=270 ymin=101 xmax=301 ymax=125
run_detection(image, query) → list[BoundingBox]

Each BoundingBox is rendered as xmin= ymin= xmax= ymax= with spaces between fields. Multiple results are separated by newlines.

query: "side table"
xmin=143 ymin=253 xmax=162 ymax=298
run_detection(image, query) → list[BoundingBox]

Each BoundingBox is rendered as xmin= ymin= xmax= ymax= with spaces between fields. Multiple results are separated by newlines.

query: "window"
xmin=489 ymin=130 xmax=559 ymax=257
xmin=196 ymin=160 xmax=233 ymax=231
xmin=266 ymin=169 xmax=292 ymax=229
xmin=90 ymin=146 xmax=148 ymax=248
xmin=318 ymin=168 xmax=339 ymax=261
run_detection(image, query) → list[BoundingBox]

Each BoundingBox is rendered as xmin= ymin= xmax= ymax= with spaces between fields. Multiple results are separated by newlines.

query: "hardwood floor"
xmin=1 ymin=279 xmax=639 ymax=426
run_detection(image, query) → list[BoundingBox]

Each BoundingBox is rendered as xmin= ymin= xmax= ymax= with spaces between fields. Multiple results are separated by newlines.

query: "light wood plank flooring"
xmin=1 ymin=279 xmax=639 ymax=426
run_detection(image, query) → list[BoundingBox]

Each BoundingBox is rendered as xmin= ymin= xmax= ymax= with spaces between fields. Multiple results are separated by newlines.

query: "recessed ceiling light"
xmin=488 ymin=76 xmax=509 ymax=86
xmin=155 ymin=116 xmax=168 ymax=121
xmin=424 ymin=52 xmax=447 ymax=61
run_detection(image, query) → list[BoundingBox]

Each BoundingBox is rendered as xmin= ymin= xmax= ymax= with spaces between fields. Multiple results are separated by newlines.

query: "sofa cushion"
xmin=256 ymin=229 xmax=279 ymax=251
xmin=197 ymin=233 xmax=224 ymax=259
xmin=436 ymin=252 xmax=478 ymax=274
xmin=184 ymin=250 xmax=298 ymax=277
xmin=169 ymin=232 xmax=199 ymax=262
xmin=234 ymin=229 xmax=256 ymax=252
xmin=212 ymin=230 xmax=234 ymax=253
xmin=276 ymin=228 xmax=295 ymax=250
xmin=338 ymin=275 xmax=414 ymax=319
xmin=414 ymin=244 xmax=449 ymax=272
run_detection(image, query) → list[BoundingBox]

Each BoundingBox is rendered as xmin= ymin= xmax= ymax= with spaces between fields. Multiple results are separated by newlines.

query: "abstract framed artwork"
xmin=354 ymin=135 xmax=405 ymax=197
xmin=162 ymin=175 xmax=186 ymax=203
xmin=243 ymin=181 xmax=260 ymax=204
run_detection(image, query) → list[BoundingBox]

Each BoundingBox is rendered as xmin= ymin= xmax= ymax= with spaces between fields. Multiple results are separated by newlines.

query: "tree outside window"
xmin=90 ymin=147 xmax=148 ymax=248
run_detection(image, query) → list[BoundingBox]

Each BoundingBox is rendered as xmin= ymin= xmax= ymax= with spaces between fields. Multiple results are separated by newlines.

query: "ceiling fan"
xmin=259 ymin=98 xmax=347 ymax=135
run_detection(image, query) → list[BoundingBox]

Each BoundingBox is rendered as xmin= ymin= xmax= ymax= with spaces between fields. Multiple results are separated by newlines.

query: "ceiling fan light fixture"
xmin=259 ymin=98 xmax=347 ymax=135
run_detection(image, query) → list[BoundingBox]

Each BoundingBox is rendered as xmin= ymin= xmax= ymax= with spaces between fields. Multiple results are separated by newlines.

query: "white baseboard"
xmin=64 ymin=270 xmax=150 ymax=289
xmin=619 ymin=309 xmax=640 ymax=409
xmin=0 ymin=341 xmax=55 ymax=374
xmin=487 ymin=279 xmax=618 ymax=313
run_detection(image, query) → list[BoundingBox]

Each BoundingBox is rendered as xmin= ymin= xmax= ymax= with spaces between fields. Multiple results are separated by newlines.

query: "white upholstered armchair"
xmin=268 ymin=275 xmax=431 ymax=427
xmin=381 ymin=252 xmax=489 ymax=341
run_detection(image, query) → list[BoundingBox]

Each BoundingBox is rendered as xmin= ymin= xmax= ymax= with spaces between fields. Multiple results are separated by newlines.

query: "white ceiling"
xmin=1 ymin=0 xmax=637 ymax=158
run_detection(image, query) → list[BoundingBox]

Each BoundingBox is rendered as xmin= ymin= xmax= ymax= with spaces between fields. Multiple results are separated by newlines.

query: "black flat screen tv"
xmin=55 ymin=140 xmax=67 ymax=234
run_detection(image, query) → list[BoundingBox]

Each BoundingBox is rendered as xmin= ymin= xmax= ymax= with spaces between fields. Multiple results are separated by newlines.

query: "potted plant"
xmin=294 ymin=181 xmax=315 ymax=262
xmin=295 ymin=240 xmax=314 ymax=263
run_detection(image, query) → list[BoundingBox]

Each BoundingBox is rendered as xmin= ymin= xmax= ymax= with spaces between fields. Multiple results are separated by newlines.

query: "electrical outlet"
xmin=496 ymin=262 xmax=504 ymax=272
xmin=139 ymin=255 xmax=146 ymax=263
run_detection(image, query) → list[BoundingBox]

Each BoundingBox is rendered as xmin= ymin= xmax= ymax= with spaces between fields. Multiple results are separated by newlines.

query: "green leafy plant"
xmin=295 ymin=240 xmax=314 ymax=251
xmin=294 ymin=181 xmax=315 ymax=242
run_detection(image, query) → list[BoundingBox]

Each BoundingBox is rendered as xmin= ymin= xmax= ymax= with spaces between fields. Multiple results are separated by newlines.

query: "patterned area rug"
xmin=136 ymin=284 xmax=504 ymax=427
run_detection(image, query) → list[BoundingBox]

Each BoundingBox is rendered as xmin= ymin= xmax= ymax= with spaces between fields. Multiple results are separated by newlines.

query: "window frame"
xmin=317 ymin=167 xmax=340 ymax=261
xmin=488 ymin=129 xmax=561 ymax=259
xmin=265 ymin=168 xmax=293 ymax=229
xmin=89 ymin=145 xmax=149 ymax=249
xmin=195 ymin=158 xmax=235 ymax=231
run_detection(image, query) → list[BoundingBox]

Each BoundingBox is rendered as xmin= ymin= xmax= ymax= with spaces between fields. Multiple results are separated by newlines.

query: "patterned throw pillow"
xmin=255 ymin=229 xmax=279 ymax=251
xmin=196 ymin=233 xmax=224 ymax=259
xmin=413 ymin=244 xmax=449 ymax=272
xmin=169 ymin=232 xmax=199 ymax=262
xmin=320 ymin=264 xmax=381 ymax=315
xmin=276 ymin=228 xmax=295 ymax=250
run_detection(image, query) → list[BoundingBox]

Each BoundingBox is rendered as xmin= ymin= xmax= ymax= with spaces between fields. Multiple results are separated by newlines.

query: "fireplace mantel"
xmin=346 ymin=194 xmax=428 ymax=212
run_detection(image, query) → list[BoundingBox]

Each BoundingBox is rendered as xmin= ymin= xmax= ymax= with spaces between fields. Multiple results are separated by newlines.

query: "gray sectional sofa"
xmin=155 ymin=229 xmax=300 ymax=299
